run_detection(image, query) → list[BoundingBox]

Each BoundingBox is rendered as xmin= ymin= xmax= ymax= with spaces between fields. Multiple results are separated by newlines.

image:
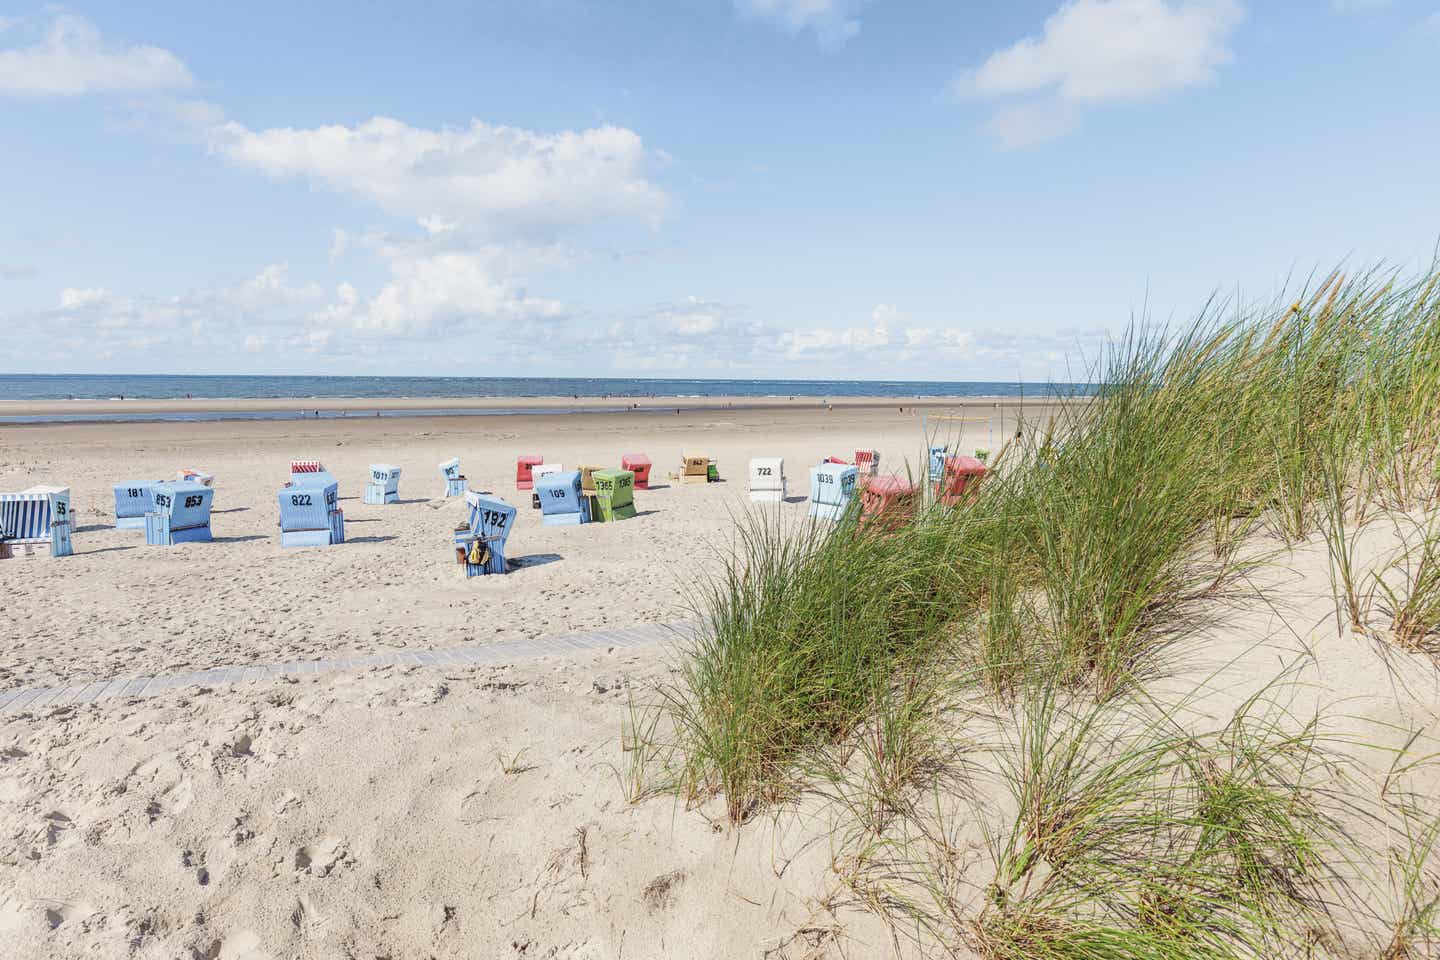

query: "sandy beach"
xmin=0 ymin=400 xmax=1044 ymax=688
xmin=3 ymin=399 xmax=1438 ymax=959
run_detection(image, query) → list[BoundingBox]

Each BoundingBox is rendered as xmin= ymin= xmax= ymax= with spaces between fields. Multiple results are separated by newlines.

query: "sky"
xmin=0 ymin=0 xmax=1437 ymax=381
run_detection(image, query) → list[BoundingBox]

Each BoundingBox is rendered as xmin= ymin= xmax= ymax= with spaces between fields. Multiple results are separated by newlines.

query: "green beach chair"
xmin=592 ymin=469 xmax=638 ymax=522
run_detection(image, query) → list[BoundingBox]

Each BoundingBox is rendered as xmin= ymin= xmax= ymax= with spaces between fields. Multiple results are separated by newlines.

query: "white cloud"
xmin=2 ymin=265 xmax=326 ymax=365
xmin=0 ymin=14 xmax=192 ymax=97
xmin=307 ymin=240 xmax=564 ymax=345
xmin=734 ymin=0 xmax=864 ymax=47
xmin=986 ymin=99 xmax=1082 ymax=149
xmin=958 ymin=0 xmax=1244 ymax=146
xmin=59 ymin=287 xmax=111 ymax=308
xmin=573 ymin=299 xmax=1109 ymax=378
xmin=188 ymin=110 xmax=669 ymax=359
xmin=206 ymin=116 xmax=668 ymax=235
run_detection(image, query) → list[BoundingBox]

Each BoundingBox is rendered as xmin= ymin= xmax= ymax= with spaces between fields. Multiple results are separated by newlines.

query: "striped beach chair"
xmin=455 ymin=491 xmax=516 ymax=576
xmin=0 ymin=485 xmax=73 ymax=559
xmin=927 ymin=445 xmax=949 ymax=484
xmin=114 ymin=480 xmax=162 ymax=530
xmin=621 ymin=453 xmax=652 ymax=489
xmin=439 ymin=458 xmax=465 ymax=498
xmin=516 ymin=455 xmax=544 ymax=491
xmin=364 ymin=463 xmax=402 ymax=505
xmin=278 ymin=474 xmax=344 ymax=547
xmin=592 ymin=469 xmax=637 ymax=522
xmin=681 ymin=452 xmax=710 ymax=484
xmin=808 ymin=463 xmax=858 ymax=522
xmin=536 ymin=470 xmax=590 ymax=526
xmin=145 ymin=480 xmax=214 ymax=546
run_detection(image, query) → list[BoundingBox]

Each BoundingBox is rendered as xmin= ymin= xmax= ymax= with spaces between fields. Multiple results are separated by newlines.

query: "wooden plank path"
xmin=0 ymin=620 xmax=697 ymax=716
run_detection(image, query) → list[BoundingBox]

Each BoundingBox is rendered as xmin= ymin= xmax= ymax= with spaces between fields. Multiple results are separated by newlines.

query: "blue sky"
xmin=1 ymin=1 xmax=1437 ymax=380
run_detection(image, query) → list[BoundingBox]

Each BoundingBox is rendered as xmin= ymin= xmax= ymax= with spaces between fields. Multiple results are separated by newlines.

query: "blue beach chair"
xmin=808 ymin=463 xmax=858 ymax=522
xmin=456 ymin=491 xmax=516 ymax=576
xmin=439 ymin=457 xmax=466 ymax=498
xmin=114 ymin=480 xmax=162 ymax=530
xmin=364 ymin=463 xmax=402 ymax=505
xmin=145 ymin=480 xmax=214 ymax=546
xmin=0 ymin=485 xmax=73 ymax=558
xmin=928 ymin=445 xmax=949 ymax=484
xmin=536 ymin=470 xmax=590 ymax=527
xmin=278 ymin=473 xmax=344 ymax=547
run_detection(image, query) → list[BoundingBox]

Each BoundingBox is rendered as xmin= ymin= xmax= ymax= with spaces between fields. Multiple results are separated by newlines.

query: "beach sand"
xmin=0 ymin=401 xmax=1034 ymax=689
xmin=3 ymin=400 xmax=1437 ymax=958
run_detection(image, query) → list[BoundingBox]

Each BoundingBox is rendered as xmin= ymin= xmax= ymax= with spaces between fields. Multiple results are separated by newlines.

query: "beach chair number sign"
xmin=125 ymin=487 xmax=142 ymax=499
xmin=155 ymin=493 xmax=207 ymax=510
xmin=756 ymin=466 xmax=774 ymax=477
xmin=288 ymin=489 xmax=337 ymax=509
xmin=477 ymin=508 xmax=509 ymax=530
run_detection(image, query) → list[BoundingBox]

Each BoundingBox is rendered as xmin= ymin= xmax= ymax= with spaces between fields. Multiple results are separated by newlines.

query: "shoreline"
xmin=0 ymin=392 xmax=1082 ymax=425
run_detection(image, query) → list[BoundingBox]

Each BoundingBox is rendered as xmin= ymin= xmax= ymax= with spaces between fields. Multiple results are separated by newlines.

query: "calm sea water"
xmin=0 ymin=374 xmax=1078 ymax=402
xmin=0 ymin=374 xmax=1086 ymax=424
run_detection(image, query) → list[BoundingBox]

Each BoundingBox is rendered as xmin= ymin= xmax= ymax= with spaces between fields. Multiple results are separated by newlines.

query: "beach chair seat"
xmin=935 ymin=456 xmax=987 ymax=505
xmin=681 ymin=452 xmax=710 ymax=485
xmin=536 ymin=470 xmax=590 ymax=526
xmin=808 ymin=463 xmax=858 ymax=522
xmin=439 ymin=457 xmax=466 ymax=498
xmin=456 ymin=492 xmax=517 ymax=576
xmin=860 ymin=474 xmax=918 ymax=530
xmin=592 ymin=469 xmax=637 ymax=522
xmin=145 ymin=480 xmax=214 ymax=546
xmin=114 ymin=480 xmax=162 ymax=530
xmin=621 ymin=453 xmax=652 ymax=489
xmin=516 ymin=455 xmax=544 ymax=491
xmin=0 ymin=485 xmax=73 ymax=559
xmin=748 ymin=457 xmax=786 ymax=502
xmin=364 ymin=463 xmax=402 ymax=505
xmin=278 ymin=474 xmax=343 ymax=547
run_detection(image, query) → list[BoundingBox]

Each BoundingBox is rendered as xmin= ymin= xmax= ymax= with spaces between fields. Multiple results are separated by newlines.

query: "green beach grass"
xmin=632 ymin=262 xmax=1440 ymax=957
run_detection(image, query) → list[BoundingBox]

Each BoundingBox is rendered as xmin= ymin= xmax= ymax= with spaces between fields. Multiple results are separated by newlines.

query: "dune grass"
xmin=1375 ymin=513 xmax=1440 ymax=655
xmin=635 ymin=261 xmax=1440 ymax=955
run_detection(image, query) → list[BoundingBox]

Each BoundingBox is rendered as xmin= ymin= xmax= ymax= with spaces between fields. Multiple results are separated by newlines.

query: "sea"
xmin=0 ymin=374 xmax=1087 ymax=424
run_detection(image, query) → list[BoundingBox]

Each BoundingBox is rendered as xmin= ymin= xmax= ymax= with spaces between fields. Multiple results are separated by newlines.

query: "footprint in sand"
xmin=38 ymin=899 xmax=96 ymax=930
xmin=194 ymin=929 xmax=269 ymax=960
xmin=293 ymin=836 xmax=347 ymax=877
